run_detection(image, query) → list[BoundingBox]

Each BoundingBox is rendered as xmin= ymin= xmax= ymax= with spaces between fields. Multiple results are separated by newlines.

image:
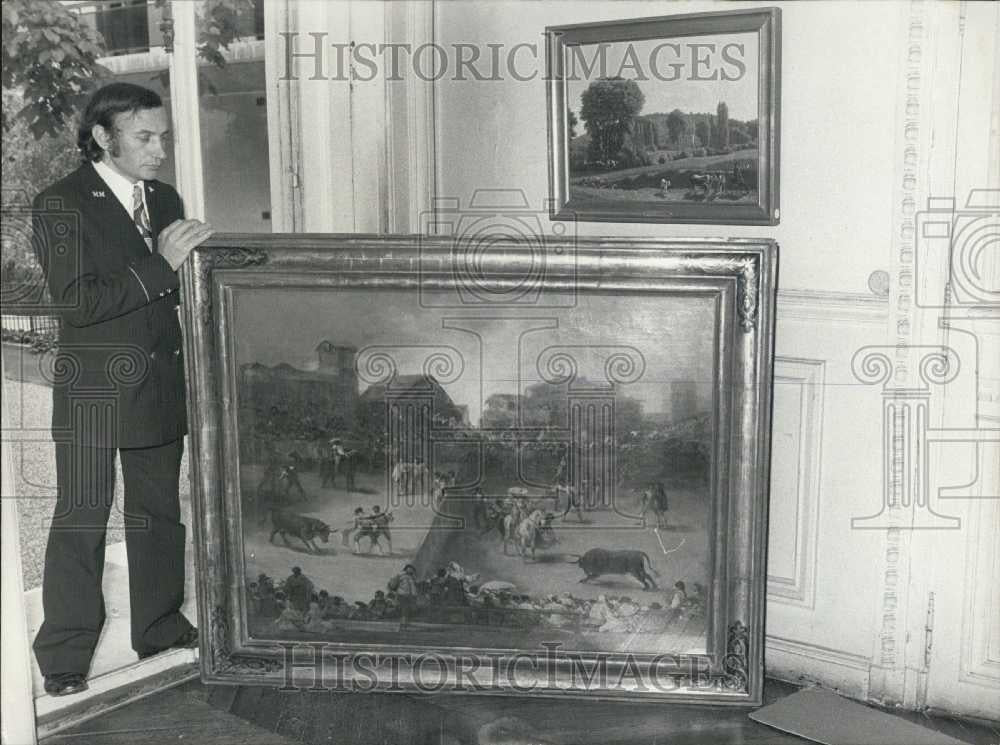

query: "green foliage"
xmin=1 ymin=326 xmax=58 ymax=354
xmin=152 ymin=0 xmax=254 ymax=68
xmin=2 ymin=88 xmax=78 ymax=304
xmin=567 ymin=108 xmax=578 ymax=139
xmin=579 ymin=77 xmax=645 ymax=165
xmin=665 ymin=109 xmax=687 ymax=144
xmin=716 ymin=101 xmax=729 ymax=149
xmin=4 ymin=0 xmax=253 ymax=140
xmin=1 ymin=0 xmax=109 ymax=138
xmin=728 ymin=121 xmax=749 ymax=146
xmin=2 ymin=88 xmax=80 ymax=190
xmin=694 ymin=120 xmax=710 ymax=149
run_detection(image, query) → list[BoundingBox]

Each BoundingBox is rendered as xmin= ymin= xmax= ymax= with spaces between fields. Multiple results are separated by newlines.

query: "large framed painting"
xmin=181 ymin=235 xmax=776 ymax=704
xmin=546 ymin=8 xmax=781 ymax=225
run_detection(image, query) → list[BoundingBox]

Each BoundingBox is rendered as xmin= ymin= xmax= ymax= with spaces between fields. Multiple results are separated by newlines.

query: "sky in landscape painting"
xmin=233 ymin=288 xmax=717 ymax=425
xmin=565 ymin=32 xmax=759 ymax=123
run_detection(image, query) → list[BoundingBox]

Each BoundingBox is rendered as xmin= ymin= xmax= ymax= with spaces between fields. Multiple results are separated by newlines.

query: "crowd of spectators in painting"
xmin=248 ymin=564 xmax=705 ymax=636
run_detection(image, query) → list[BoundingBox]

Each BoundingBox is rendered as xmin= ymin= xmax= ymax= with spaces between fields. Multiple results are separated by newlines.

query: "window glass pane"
xmin=196 ymin=0 xmax=271 ymax=232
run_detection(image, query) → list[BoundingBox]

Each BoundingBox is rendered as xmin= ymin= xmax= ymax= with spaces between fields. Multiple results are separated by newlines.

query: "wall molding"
xmin=865 ymin=0 xmax=937 ymax=709
xmin=959 ymin=498 xmax=1000 ymax=688
xmin=263 ymin=0 xmax=302 ymax=232
xmin=767 ymin=357 xmax=826 ymax=610
xmin=387 ymin=0 xmax=437 ymax=234
xmin=776 ymin=289 xmax=889 ymax=325
xmin=766 ymin=635 xmax=872 ymax=699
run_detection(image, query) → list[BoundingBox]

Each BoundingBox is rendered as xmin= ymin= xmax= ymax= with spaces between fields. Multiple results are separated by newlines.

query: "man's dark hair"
xmin=78 ymin=82 xmax=163 ymax=162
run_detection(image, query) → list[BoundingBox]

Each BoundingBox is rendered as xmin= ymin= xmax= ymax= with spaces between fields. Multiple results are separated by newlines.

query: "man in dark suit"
xmin=31 ymin=83 xmax=214 ymax=696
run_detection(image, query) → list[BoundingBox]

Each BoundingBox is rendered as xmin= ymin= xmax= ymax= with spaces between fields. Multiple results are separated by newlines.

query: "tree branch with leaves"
xmin=3 ymin=0 xmax=255 ymax=138
xmin=1 ymin=0 xmax=108 ymax=138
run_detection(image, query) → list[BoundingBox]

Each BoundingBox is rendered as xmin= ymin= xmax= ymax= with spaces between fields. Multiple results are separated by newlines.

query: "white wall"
xmin=436 ymin=0 xmax=898 ymax=292
xmin=435 ymin=0 xmax=896 ymax=677
xmin=432 ymin=0 xmax=999 ymax=717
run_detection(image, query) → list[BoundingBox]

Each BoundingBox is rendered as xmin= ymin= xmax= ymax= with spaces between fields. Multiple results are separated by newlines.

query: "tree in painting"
xmin=716 ymin=101 xmax=729 ymax=149
xmin=579 ymin=77 xmax=645 ymax=165
xmin=665 ymin=109 xmax=687 ymax=147
xmin=694 ymin=119 xmax=710 ymax=150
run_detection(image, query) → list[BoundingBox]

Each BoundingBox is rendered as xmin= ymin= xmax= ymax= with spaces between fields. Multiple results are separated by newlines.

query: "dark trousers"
xmin=33 ymin=438 xmax=193 ymax=676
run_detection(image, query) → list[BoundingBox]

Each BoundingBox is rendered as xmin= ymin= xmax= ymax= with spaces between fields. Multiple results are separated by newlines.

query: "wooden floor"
xmin=41 ymin=677 xmax=998 ymax=745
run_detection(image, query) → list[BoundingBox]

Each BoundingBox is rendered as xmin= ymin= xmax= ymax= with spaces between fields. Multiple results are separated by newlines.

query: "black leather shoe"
xmin=137 ymin=627 xmax=199 ymax=661
xmin=44 ymin=673 xmax=89 ymax=697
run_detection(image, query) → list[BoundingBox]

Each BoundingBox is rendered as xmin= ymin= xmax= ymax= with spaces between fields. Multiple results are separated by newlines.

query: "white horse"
xmin=513 ymin=509 xmax=547 ymax=560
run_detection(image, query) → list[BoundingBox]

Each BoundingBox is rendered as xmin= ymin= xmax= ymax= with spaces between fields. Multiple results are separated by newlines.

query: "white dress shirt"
xmin=92 ymin=159 xmax=149 ymax=236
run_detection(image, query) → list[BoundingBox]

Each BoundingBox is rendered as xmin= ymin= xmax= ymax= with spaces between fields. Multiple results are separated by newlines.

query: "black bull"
xmin=574 ymin=548 xmax=660 ymax=590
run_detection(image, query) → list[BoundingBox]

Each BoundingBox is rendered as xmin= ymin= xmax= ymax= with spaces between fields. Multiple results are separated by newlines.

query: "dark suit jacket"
xmin=33 ymin=162 xmax=188 ymax=448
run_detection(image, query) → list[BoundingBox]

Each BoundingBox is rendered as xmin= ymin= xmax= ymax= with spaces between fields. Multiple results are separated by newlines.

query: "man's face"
xmin=100 ymin=106 xmax=170 ymax=182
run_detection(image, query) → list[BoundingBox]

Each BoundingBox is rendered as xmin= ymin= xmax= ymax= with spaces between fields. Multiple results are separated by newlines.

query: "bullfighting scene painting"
xmin=233 ymin=288 xmax=716 ymax=656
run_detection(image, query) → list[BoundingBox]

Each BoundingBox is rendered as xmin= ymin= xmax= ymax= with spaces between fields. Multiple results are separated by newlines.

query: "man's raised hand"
xmin=158 ymin=219 xmax=214 ymax=270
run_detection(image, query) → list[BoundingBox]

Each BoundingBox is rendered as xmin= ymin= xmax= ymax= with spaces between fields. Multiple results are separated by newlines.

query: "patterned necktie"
xmin=132 ymin=181 xmax=153 ymax=251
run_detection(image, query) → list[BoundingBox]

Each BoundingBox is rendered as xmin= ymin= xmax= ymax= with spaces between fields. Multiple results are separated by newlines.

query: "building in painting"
xmin=240 ymin=341 xmax=358 ymax=433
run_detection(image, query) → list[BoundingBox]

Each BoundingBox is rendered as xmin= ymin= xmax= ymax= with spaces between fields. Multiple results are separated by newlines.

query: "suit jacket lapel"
xmin=78 ymin=162 xmax=153 ymax=259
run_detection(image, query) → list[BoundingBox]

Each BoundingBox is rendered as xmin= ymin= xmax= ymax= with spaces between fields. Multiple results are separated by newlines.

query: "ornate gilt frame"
xmin=180 ymin=235 xmax=776 ymax=704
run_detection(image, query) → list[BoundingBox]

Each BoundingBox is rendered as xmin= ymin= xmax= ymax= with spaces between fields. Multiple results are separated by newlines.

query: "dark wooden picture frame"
xmin=546 ymin=8 xmax=781 ymax=225
xmin=181 ymin=235 xmax=776 ymax=704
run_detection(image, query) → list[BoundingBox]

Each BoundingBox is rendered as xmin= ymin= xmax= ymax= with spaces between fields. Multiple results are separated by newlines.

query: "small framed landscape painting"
xmin=547 ymin=8 xmax=781 ymax=225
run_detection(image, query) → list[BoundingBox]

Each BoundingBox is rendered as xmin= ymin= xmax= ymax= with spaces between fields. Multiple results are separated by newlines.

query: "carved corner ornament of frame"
xmin=210 ymin=605 xmax=282 ymax=676
xmin=195 ymin=247 xmax=270 ymax=326
xmin=723 ymin=620 xmax=750 ymax=692
xmin=735 ymin=256 xmax=760 ymax=333
xmin=680 ymin=253 xmax=760 ymax=332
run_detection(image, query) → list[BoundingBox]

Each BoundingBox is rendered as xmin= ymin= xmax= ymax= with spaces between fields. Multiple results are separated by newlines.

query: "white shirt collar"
xmin=92 ymin=159 xmax=147 ymax=217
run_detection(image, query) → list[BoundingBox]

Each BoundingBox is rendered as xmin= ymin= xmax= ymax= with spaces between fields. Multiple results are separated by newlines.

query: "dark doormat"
xmin=749 ymin=688 xmax=970 ymax=745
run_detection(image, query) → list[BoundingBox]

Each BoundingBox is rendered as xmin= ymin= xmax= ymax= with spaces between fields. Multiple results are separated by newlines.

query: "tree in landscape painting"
xmin=579 ymin=77 xmax=645 ymax=164
xmin=567 ymin=108 xmax=579 ymax=139
xmin=716 ymin=101 xmax=730 ymax=149
xmin=665 ymin=109 xmax=687 ymax=146
xmin=728 ymin=120 xmax=749 ymax=146
xmin=695 ymin=119 xmax=710 ymax=149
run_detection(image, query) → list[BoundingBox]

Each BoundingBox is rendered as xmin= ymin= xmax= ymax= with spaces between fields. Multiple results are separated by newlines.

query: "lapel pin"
xmin=92 ymin=190 xmax=106 ymax=198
